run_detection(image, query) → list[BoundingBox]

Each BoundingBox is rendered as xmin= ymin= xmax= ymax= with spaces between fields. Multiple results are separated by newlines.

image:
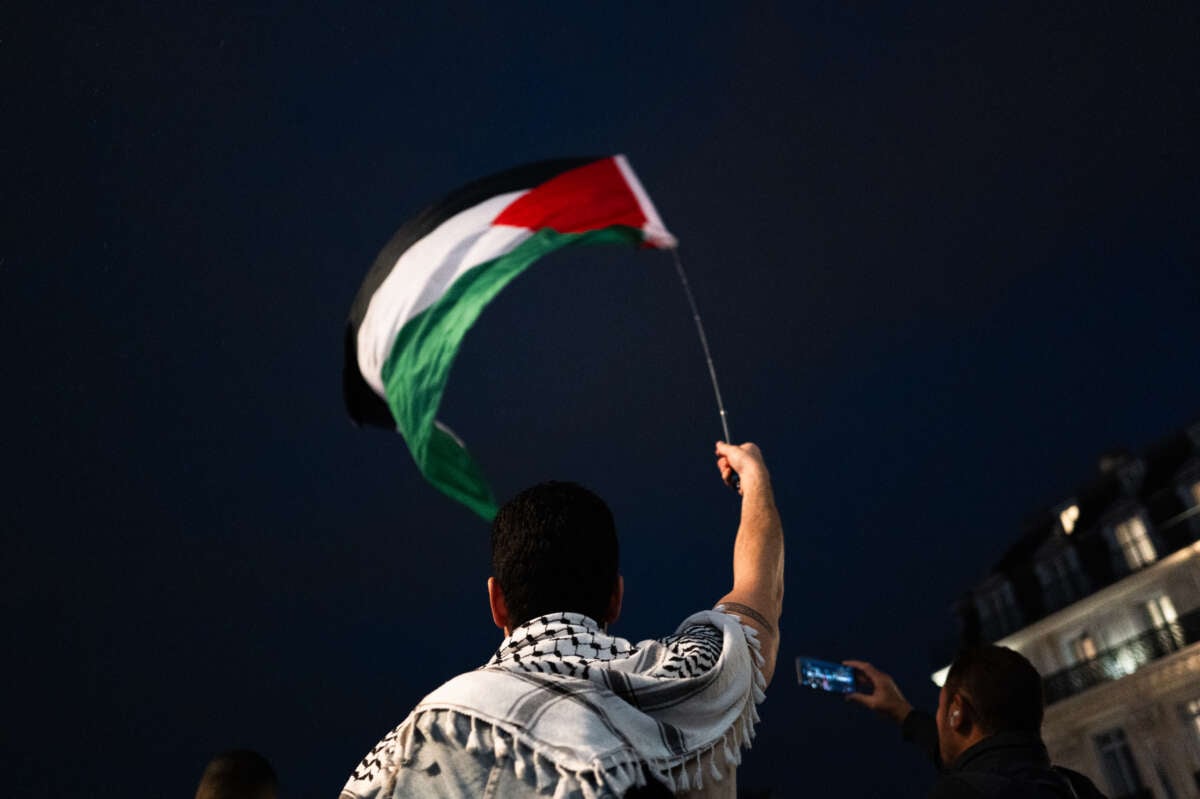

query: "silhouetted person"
xmin=341 ymin=442 xmax=785 ymax=798
xmin=195 ymin=750 xmax=278 ymax=799
xmin=846 ymin=646 xmax=1107 ymax=798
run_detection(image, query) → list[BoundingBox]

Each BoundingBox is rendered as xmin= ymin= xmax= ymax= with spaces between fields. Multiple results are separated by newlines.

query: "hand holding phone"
xmin=795 ymin=656 xmax=873 ymax=695
xmin=841 ymin=659 xmax=914 ymax=724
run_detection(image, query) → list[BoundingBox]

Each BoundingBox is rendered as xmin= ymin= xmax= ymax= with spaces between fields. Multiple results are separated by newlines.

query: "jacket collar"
xmin=949 ymin=731 xmax=1051 ymax=774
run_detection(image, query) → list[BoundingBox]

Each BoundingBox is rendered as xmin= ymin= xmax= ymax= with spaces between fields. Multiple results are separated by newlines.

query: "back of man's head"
xmin=195 ymin=750 xmax=278 ymax=799
xmin=945 ymin=645 xmax=1044 ymax=735
xmin=491 ymin=481 xmax=618 ymax=628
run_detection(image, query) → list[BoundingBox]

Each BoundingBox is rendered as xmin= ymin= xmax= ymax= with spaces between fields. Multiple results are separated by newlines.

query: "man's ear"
xmin=949 ymin=694 xmax=969 ymax=733
xmin=603 ymin=575 xmax=624 ymax=626
xmin=488 ymin=577 xmax=511 ymax=635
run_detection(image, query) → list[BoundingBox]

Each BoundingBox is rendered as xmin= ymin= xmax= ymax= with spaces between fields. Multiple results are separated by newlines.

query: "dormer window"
xmin=1187 ymin=421 xmax=1200 ymax=448
xmin=1174 ymin=463 xmax=1200 ymax=509
xmin=1059 ymin=504 xmax=1080 ymax=535
xmin=1035 ymin=543 xmax=1089 ymax=612
xmin=1113 ymin=515 xmax=1157 ymax=570
xmin=976 ymin=578 xmax=1023 ymax=641
xmin=1117 ymin=460 xmax=1146 ymax=494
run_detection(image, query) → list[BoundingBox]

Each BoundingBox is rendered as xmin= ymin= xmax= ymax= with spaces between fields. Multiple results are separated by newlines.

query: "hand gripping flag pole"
xmin=670 ymin=248 xmax=740 ymax=491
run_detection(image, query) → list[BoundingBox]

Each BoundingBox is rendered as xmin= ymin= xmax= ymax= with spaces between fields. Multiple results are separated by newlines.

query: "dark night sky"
xmin=4 ymin=4 xmax=1199 ymax=797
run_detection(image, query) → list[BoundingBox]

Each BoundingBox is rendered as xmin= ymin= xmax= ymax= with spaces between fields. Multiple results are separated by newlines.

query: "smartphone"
xmin=795 ymin=656 xmax=868 ymax=695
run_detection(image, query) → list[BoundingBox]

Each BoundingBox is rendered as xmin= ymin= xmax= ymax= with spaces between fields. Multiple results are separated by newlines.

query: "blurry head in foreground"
xmin=937 ymin=645 xmax=1044 ymax=764
xmin=488 ymin=481 xmax=622 ymax=631
xmin=195 ymin=750 xmax=278 ymax=799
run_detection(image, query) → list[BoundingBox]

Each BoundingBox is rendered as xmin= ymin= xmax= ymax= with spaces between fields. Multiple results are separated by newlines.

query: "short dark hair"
xmin=491 ymin=481 xmax=618 ymax=628
xmin=195 ymin=750 xmax=278 ymax=799
xmin=944 ymin=646 xmax=1044 ymax=735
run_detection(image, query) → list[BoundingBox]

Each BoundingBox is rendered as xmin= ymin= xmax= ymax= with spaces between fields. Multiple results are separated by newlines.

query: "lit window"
xmin=1073 ymin=632 xmax=1098 ymax=662
xmin=1060 ymin=504 xmax=1080 ymax=535
xmin=1094 ymin=728 xmax=1145 ymax=797
xmin=1145 ymin=595 xmax=1178 ymax=628
xmin=1181 ymin=699 xmax=1200 ymax=751
xmin=1147 ymin=594 xmax=1185 ymax=650
xmin=1114 ymin=516 xmax=1157 ymax=570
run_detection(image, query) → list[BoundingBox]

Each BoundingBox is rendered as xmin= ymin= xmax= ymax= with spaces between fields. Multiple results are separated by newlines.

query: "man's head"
xmin=194 ymin=750 xmax=278 ymax=799
xmin=935 ymin=645 xmax=1045 ymax=765
xmin=488 ymin=481 xmax=622 ymax=633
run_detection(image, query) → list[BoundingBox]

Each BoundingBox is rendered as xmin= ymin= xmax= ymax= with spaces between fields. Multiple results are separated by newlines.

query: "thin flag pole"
xmin=670 ymin=248 xmax=740 ymax=489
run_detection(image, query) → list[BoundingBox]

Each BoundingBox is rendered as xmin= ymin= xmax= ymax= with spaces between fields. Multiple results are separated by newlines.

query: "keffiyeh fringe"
xmin=366 ymin=613 xmax=766 ymax=798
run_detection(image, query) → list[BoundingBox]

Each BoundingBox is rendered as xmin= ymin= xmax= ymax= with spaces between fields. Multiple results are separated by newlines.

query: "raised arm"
xmin=714 ymin=441 xmax=784 ymax=686
xmin=843 ymin=660 xmax=940 ymax=768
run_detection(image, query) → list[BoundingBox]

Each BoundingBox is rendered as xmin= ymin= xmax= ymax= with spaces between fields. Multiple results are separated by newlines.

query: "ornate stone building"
xmin=935 ymin=422 xmax=1200 ymax=799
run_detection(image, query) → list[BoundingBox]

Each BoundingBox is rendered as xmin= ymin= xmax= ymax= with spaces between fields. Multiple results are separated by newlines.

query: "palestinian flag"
xmin=344 ymin=155 xmax=676 ymax=520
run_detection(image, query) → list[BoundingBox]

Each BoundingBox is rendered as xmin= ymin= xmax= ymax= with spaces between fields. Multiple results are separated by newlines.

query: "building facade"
xmin=936 ymin=422 xmax=1200 ymax=799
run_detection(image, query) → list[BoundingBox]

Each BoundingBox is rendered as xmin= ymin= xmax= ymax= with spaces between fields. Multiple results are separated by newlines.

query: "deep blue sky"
xmin=5 ymin=4 xmax=1198 ymax=797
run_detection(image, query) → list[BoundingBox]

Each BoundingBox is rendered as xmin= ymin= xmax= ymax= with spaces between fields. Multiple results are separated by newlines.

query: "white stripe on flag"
xmin=357 ymin=191 xmax=530 ymax=396
xmin=614 ymin=155 xmax=676 ymax=249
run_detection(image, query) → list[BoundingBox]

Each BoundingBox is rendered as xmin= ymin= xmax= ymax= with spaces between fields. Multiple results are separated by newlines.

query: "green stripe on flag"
xmin=381 ymin=225 xmax=644 ymax=520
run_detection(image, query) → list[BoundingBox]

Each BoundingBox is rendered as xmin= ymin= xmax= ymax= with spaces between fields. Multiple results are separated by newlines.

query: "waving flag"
xmin=344 ymin=156 xmax=676 ymax=519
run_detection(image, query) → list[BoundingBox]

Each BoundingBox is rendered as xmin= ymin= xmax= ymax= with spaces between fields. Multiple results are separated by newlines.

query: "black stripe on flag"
xmin=343 ymin=156 xmax=601 ymax=429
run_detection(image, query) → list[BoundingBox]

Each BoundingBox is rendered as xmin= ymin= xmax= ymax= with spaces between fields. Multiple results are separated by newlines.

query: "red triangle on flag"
xmin=491 ymin=157 xmax=647 ymax=235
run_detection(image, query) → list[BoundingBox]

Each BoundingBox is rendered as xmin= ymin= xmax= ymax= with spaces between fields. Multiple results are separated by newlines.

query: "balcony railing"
xmin=1043 ymin=607 xmax=1200 ymax=705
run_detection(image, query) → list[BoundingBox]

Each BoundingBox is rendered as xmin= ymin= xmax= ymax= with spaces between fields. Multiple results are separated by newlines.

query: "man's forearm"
xmin=717 ymin=469 xmax=784 ymax=683
xmin=729 ymin=474 xmax=784 ymax=618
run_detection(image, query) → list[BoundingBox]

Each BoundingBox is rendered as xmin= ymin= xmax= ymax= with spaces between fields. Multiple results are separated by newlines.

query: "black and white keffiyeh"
xmin=341 ymin=608 xmax=766 ymax=798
